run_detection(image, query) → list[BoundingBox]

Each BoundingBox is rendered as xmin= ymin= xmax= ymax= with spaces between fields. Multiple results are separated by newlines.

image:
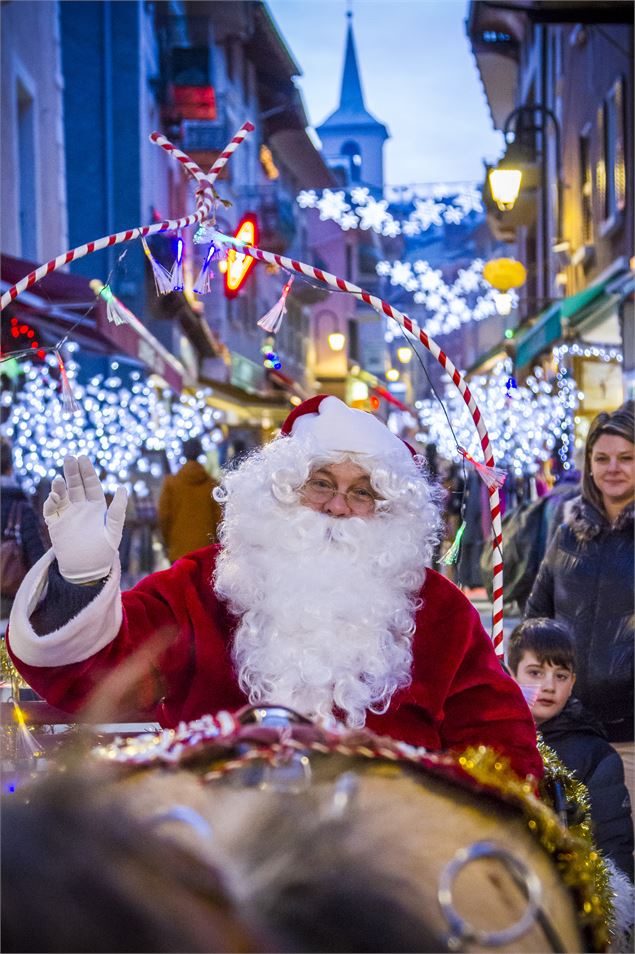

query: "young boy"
xmin=508 ymin=618 xmax=634 ymax=880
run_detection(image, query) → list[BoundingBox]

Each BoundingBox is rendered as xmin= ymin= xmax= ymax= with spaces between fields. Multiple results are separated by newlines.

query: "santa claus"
xmin=7 ymin=395 xmax=542 ymax=778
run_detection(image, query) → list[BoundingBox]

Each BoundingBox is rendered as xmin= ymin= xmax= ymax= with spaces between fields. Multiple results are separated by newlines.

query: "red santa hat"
xmin=281 ymin=395 xmax=417 ymax=469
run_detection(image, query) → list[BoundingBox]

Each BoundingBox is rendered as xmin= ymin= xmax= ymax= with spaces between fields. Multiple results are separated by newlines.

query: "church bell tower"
xmin=316 ymin=11 xmax=389 ymax=193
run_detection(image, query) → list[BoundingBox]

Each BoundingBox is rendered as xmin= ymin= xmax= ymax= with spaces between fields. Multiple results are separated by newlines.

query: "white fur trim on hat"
xmin=286 ymin=395 xmax=416 ymax=469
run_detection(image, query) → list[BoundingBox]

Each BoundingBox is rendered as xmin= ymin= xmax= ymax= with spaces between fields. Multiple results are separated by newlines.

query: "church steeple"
xmin=316 ymin=10 xmax=389 ymax=191
xmin=339 ymin=13 xmax=366 ymax=115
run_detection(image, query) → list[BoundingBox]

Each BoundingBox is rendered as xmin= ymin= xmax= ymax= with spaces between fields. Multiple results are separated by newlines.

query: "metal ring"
xmin=323 ymin=771 xmax=360 ymax=820
xmin=437 ymin=840 xmax=542 ymax=948
xmin=237 ymin=705 xmax=312 ymax=727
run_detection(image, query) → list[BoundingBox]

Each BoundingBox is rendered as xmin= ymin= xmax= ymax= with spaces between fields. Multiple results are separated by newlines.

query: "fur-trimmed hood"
xmin=568 ymin=495 xmax=634 ymax=543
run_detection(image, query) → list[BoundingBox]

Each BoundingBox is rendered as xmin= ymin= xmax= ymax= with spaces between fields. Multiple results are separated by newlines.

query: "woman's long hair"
xmin=582 ymin=400 xmax=634 ymax=514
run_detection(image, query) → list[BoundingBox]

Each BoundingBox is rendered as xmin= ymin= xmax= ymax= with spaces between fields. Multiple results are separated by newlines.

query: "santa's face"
xmin=213 ymin=441 xmax=440 ymax=728
xmin=299 ymin=462 xmax=380 ymax=518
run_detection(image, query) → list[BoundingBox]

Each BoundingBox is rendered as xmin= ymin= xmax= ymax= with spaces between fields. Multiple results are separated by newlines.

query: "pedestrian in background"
xmin=158 ymin=437 xmax=222 ymax=564
xmin=457 ymin=468 xmax=486 ymax=598
xmin=0 ymin=439 xmax=46 ymax=623
xmin=525 ymin=400 xmax=634 ymax=809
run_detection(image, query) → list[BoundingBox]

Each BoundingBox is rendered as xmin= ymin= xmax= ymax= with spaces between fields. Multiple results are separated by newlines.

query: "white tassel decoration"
xmin=193 ymin=242 xmax=220 ymax=296
xmin=459 ymin=447 xmax=507 ymax=490
xmin=170 ymin=231 xmax=184 ymax=292
xmin=257 ymin=277 xmax=294 ymax=334
xmin=89 ymin=280 xmax=134 ymax=326
xmin=12 ymin=700 xmax=42 ymax=759
xmin=141 ymin=237 xmax=172 ymax=295
xmin=55 ymin=348 xmax=80 ymax=415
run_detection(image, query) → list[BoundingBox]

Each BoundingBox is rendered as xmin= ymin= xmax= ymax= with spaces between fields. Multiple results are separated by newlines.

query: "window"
xmin=347 ymin=318 xmax=359 ymax=362
xmin=609 ymin=77 xmax=626 ymax=214
xmin=341 ymin=141 xmax=362 ymax=183
xmin=225 ymin=39 xmax=235 ymax=82
xmin=579 ymin=128 xmax=593 ymax=243
xmin=243 ymin=55 xmax=251 ymax=102
xmin=595 ymin=104 xmax=607 ymax=217
xmin=345 ymin=243 xmax=354 ymax=280
xmin=598 ymin=77 xmax=626 ymax=223
xmin=17 ymin=79 xmax=37 ymax=260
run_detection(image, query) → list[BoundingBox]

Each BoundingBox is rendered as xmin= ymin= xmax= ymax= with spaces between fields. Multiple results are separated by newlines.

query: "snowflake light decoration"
xmin=379 ymin=259 xmax=518 ymax=340
xmin=296 ymin=182 xmax=483 ymax=239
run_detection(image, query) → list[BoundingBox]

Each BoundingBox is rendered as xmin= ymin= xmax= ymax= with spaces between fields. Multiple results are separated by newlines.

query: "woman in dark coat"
xmin=525 ymin=401 xmax=634 ymax=800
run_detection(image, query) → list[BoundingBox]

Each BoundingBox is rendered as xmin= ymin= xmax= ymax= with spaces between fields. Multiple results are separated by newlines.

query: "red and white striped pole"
xmin=0 ymin=122 xmax=255 ymax=311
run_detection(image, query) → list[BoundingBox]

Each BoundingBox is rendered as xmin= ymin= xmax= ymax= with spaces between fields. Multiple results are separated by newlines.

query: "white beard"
xmin=214 ymin=486 xmax=433 ymax=728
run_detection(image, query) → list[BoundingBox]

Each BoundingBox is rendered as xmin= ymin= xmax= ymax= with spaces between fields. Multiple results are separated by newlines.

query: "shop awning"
xmin=267 ymin=368 xmax=312 ymax=401
xmin=372 ymin=384 xmax=414 ymax=413
xmin=514 ymin=265 xmax=633 ymax=369
xmin=514 ymin=301 xmax=562 ymax=370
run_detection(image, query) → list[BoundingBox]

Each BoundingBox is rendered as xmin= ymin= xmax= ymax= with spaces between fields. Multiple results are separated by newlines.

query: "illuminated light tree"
xmin=0 ymin=350 xmax=226 ymax=495
xmin=416 ymin=358 xmax=578 ymax=477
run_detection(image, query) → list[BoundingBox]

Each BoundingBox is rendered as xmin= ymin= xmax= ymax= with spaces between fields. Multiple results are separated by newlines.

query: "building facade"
xmin=1 ymin=0 xmax=68 ymax=265
xmin=468 ymin=0 xmax=634 ymax=434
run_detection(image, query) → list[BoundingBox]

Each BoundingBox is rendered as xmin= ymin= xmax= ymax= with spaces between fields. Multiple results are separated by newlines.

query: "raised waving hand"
xmin=43 ymin=456 xmax=127 ymax=583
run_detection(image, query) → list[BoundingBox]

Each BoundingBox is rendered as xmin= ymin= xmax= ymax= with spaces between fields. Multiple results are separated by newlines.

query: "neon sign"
xmin=224 ymin=214 xmax=258 ymax=298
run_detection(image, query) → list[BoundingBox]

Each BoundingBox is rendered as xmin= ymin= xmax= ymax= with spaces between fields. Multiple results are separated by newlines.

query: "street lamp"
xmin=488 ymin=166 xmax=523 ymax=212
xmin=328 ymin=331 xmax=346 ymax=352
xmin=488 ymin=104 xmax=563 ymax=238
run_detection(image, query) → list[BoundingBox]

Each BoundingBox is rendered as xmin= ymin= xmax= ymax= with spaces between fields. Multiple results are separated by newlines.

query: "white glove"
xmin=43 ymin=456 xmax=128 ymax=584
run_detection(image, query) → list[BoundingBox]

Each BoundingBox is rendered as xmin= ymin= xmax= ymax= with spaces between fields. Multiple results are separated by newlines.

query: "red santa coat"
xmin=7 ymin=545 xmax=542 ymax=779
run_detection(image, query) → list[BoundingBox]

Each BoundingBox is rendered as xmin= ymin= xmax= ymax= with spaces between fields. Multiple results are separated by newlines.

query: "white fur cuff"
xmin=8 ymin=549 xmax=123 ymax=667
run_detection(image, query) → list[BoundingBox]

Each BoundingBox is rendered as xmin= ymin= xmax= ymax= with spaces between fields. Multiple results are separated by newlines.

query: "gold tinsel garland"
xmin=0 ymin=638 xmax=27 ymax=690
xmin=0 ymin=637 xmax=43 ymax=764
xmin=457 ymin=742 xmax=613 ymax=952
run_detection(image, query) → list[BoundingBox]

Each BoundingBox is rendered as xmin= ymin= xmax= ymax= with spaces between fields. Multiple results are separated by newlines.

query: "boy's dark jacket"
xmin=540 ymin=697 xmax=634 ymax=880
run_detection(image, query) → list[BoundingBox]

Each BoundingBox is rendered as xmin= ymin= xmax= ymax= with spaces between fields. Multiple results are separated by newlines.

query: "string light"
xmin=553 ymin=343 xmax=622 ymax=364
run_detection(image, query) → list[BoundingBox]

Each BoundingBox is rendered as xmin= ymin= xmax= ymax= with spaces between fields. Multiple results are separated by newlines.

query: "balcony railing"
xmin=181 ymin=119 xmax=230 ymax=154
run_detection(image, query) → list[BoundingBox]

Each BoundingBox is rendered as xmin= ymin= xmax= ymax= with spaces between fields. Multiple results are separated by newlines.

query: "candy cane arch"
xmin=0 ymin=122 xmax=255 ymax=310
xmin=212 ymin=229 xmax=505 ymax=655
xmin=0 ymin=122 xmax=504 ymax=654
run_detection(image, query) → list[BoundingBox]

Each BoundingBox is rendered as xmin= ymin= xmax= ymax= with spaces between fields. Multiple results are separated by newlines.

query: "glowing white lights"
xmin=1 ymin=358 xmax=227 ymax=494
xmin=378 ymin=259 xmax=518 ymax=340
xmin=296 ymin=183 xmax=483 ymax=236
xmin=416 ymin=359 xmax=579 ymax=476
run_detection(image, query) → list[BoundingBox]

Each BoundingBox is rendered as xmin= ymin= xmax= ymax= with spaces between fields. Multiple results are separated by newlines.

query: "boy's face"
xmin=514 ymin=651 xmax=575 ymax=725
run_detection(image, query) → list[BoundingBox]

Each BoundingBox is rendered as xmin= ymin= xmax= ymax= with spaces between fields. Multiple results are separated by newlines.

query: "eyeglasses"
xmin=300 ymin=477 xmax=379 ymax=513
